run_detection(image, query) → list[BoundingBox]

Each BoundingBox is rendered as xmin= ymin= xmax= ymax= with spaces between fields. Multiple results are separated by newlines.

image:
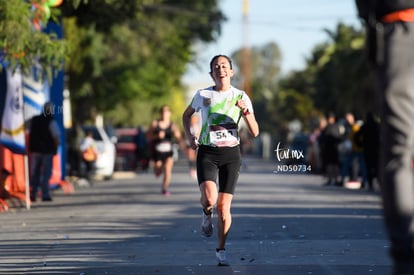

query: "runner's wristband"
xmin=243 ymin=109 xmax=250 ymax=116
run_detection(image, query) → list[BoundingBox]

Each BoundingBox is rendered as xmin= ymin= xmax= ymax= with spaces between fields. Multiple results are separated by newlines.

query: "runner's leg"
xmin=162 ymin=157 xmax=174 ymax=193
xmin=200 ymin=180 xmax=218 ymax=213
xmin=216 ymin=192 xmax=233 ymax=249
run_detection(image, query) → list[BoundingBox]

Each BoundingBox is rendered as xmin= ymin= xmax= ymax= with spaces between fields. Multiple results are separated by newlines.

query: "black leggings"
xmin=196 ymin=145 xmax=241 ymax=194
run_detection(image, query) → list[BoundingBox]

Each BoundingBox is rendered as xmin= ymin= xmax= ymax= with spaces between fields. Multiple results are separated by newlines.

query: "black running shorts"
xmin=196 ymin=145 xmax=241 ymax=194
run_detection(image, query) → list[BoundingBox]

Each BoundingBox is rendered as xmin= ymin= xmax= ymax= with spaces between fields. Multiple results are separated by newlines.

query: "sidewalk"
xmin=0 ymin=157 xmax=392 ymax=275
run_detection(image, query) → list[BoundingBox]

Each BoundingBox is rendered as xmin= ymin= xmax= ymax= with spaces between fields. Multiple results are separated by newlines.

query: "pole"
xmin=242 ymin=0 xmax=251 ymax=97
xmin=24 ymin=155 xmax=30 ymax=210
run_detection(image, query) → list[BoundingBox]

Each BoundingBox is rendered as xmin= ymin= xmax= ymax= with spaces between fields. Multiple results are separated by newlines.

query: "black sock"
xmin=216 ymin=248 xmax=225 ymax=252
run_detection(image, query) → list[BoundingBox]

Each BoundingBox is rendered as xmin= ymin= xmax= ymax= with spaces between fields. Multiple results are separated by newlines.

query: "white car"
xmin=82 ymin=125 xmax=116 ymax=180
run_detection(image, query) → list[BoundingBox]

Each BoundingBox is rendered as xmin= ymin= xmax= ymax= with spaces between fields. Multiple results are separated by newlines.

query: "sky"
xmin=183 ymin=0 xmax=361 ymax=89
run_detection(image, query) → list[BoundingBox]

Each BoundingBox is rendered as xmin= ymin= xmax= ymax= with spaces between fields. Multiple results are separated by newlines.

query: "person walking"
xmin=356 ymin=1 xmax=414 ymax=273
xmin=28 ymin=102 xmax=60 ymax=202
xmin=182 ymin=54 xmax=259 ymax=266
xmin=146 ymin=105 xmax=184 ymax=196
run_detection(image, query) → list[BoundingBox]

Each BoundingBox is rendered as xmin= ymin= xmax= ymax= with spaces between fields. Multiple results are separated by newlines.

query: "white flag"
xmin=0 ymin=69 xmax=26 ymax=154
xmin=22 ymin=65 xmax=49 ymax=121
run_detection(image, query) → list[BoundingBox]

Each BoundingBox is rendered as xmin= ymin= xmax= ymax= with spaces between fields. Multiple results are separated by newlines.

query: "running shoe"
xmin=201 ymin=210 xmax=213 ymax=237
xmin=162 ymin=189 xmax=171 ymax=196
xmin=216 ymin=249 xmax=229 ymax=266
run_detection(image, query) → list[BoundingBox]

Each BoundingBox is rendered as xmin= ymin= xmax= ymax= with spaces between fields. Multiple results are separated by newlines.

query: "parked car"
xmin=115 ymin=128 xmax=138 ymax=171
xmin=82 ymin=125 xmax=116 ymax=180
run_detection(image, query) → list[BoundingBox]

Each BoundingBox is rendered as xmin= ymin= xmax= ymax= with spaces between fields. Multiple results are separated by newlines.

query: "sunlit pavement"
xmin=0 ymin=157 xmax=392 ymax=275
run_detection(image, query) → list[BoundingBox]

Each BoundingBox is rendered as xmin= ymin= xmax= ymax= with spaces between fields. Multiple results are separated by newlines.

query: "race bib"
xmin=209 ymin=124 xmax=239 ymax=147
xmin=155 ymin=141 xmax=172 ymax=153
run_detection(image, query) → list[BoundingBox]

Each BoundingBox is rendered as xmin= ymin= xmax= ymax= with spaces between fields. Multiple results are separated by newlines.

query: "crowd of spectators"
xmin=307 ymin=111 xmax=380 ymax=191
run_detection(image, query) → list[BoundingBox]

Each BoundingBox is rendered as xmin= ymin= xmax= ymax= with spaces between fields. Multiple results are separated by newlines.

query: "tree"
xmin=277 ymin=22 xmax=371 ymax=137
xmin=233 ymin=23 xmax=370 ymax=145
xmin=0 ymin=0 xmax=69 ymax=77
xmin=302 ymin=23 xmax=371 ymax=119
xmin=1 ymin=0 xmax=226 ymax=127
xmin=61 ymin=0 xmax=225 ymax=126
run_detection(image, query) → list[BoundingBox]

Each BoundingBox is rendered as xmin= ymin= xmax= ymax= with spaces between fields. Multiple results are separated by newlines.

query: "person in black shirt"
xmin=28 ymin=102 xmax=60 ymax=202
xmin=318 ymin=112 xmax=342 ymax=186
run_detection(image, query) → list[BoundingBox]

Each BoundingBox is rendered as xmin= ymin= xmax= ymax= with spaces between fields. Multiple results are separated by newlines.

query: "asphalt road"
xmin=0 ymin=157 xmax=392 ymax=275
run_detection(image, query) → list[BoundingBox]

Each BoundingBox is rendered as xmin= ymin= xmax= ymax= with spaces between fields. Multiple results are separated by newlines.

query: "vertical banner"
xmin=45 ymin=21 xmax=66 ymax=180
xmin=0 ymin=69 xmax=26 ymax=154
xmin=22 ymin=65 xmax=49 ymax=121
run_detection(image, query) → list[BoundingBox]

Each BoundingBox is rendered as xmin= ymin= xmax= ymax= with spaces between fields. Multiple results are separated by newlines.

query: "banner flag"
xmin=0 ymin=69 xmax=26 ymax=154
xmin=22 ymin=66 xmax=49 ymax=121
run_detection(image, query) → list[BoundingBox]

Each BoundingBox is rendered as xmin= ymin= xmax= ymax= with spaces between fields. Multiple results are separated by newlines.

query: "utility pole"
xmin=242 ymin=0 xmax=251 ymax=97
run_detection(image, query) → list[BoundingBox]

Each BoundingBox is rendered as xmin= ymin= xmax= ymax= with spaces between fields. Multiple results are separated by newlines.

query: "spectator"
xmin=79 ymin=130 xmax=97 ymax=181
xmin=318 ymin=112 xmax=342 ymax=186
xmin=356 ymin=0 xmax=414 ymax=273
xmin=307 ymin=117 xmax=326 ymax=174
xmin=355 ymin=112 xmax=380 ymax=191
xmin=339 ymin=112 xmax=368 ymax=187
xmin=28 ymin=102 xmax=60 ymax=202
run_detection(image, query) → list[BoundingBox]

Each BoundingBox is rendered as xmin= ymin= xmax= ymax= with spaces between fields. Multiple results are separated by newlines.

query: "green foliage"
xmin=276 ymin=22 xmax=371 ymax=140
xmin=229 ymin=23 xmax=370 ymax=144
xmin=106 ymin=86 xmax=185 ymax=129
xmin=0 ymin=0 xmax=70 ymax=78
xmin=0 ymin=0 xmax=224 ymax=128
xmin=1 ymin=0 xmax=371 ymax=148
xmin=62 ymin=0 xmax=225 ymax=125
xmin=303 ymin=23 xmax=371 ymax=119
